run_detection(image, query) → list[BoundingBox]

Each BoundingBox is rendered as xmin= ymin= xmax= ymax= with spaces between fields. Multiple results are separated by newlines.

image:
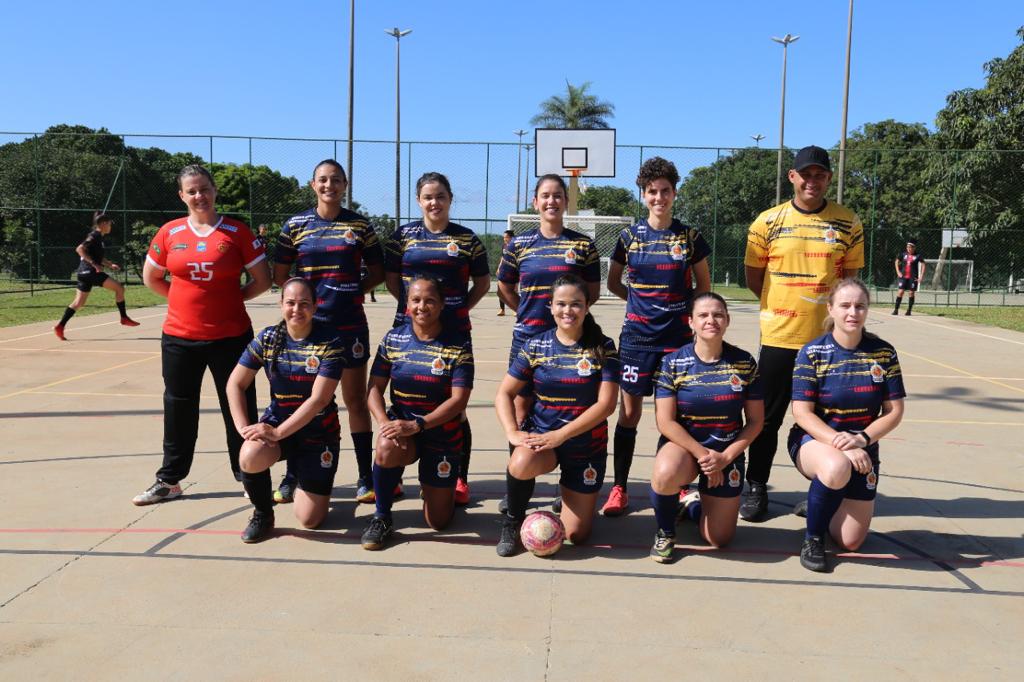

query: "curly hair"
xmin=636 ymin=156 xmax=680 ymax=191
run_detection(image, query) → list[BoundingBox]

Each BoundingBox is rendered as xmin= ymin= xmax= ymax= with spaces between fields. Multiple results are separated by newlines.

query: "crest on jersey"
xmin=152 ymin=244 xmax=161 ymax=254
xmin=437 ymin=457 xmax=452 ymax=479
xmin=431 ymin=356 xmax=447 ymax=375
xmin=217 ymin=242 xmax=230 ymax=254
xmin=196 ymin=241 xmax=207 ymax=252
xmin=564 ymin=248 xmax=577 ymax=264
xmin=351 ymin=339 xmax=365 ymax=359
xmin=320 ymin=448 xmax=334 ymax=469
xmin=576 ymin=357 xmax=593 ymax=377
xmin=823 ymin=226 xmax=838 ymax=244
xmin=729 ymin=374 xmax=743 ymax=392
xmin=305 ymin=355 xmax=320 ymax=374
xmin=869 ymin=362 xmax=884 ymax=383
xmin=583 ymin=464 xmax=598 ymax=486
xmin=446 ymin=241 xmax=460 ymax=257
xmin=866 ymin=468 xmax=877 ymax=490
xmin=728 ymin=468 xmax=742 ymax=487
xmin=342 ymin=229 xmax=356 ymax=244
xmin=670 ymin=242 xmax=685 ymax=261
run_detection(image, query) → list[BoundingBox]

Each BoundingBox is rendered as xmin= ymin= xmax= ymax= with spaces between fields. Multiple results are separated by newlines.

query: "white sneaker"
xmin=132 ymin=480 xmax=182 ymax=506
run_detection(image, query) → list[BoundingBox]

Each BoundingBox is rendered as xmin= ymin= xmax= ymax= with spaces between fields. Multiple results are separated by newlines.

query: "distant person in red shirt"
xmin=132 ymin=165 xmax=271 ymax=505
xmin=892 ymin=239 xmax=925 ymax=316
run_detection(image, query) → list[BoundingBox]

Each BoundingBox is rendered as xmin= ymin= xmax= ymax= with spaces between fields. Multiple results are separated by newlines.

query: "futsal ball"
xmin=521 ymin=510 xmax=565 ymax=557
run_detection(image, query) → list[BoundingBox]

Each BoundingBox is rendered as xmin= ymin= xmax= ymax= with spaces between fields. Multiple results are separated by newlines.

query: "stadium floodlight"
xmin=771 ymin=33 xmax=799 ymax=205
xmin=386 ymin=27 xmax=413 ymax=230
xmin=346 ymin=0 xmax=355 ymax=208
xmin=514 ymin=130 xmax=528 ymax=211
xmin=837 ymin=0 xmax=854 ymax=204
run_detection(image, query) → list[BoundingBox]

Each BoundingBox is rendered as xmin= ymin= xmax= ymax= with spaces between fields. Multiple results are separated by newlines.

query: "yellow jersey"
xmin=744 ymin=200 xmax=864 ymax=349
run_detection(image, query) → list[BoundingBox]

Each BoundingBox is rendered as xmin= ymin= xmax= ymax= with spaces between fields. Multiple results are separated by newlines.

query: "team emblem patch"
xmin=252 ymin=238 xmax=262 ymax=250
xmin=869 ymin=362 xmax=884 ymax=383
xmin=320 ymin=448 xmax=334 ymax=469
xmin=670 ymin=243 xmax=685 ymax=261
xmin=446 ymin=241 xmax=460 ymax=257
xmin=431 ymin=356 xmax=446 ymax=376
xmin=823 ymin=226 xmax=838 ymax=244
xmin=152 ymin=244 xmax=161 ymax=254
xmin=564 ymin=248 xmax=577 ymax=264
xmin=342 ymin=229 xmax=356 ymax=244
xmin=351 ymin=339 xmax=365 ymax=359
xmin=582 ymin=464 xmax=598 ymax=487
xmin=437 ymin=457 xmax=452 ymax=479
xmin=196 ymin=241 xmax=207 ymax=252
xmin=217 ymin=242 xmax=230 ymax=254
xmin=866 ymin=468 xmax=877 ymax=490
xmin=305 ymin=355 xmax=320 ymax=374
xmin=729 ymin=374 xmax=743 ymax=392
xmin=576 ymin=357 xmax=593 ymax=377
xmin=728 ymin=468 xmax=741 ymax=487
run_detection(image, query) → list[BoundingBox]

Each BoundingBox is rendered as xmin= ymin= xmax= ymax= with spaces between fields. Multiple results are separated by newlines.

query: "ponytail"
xmin=267 ymin=320 xmax=287 ymax=376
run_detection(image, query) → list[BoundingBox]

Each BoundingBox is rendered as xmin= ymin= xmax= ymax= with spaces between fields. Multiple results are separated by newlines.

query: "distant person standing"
xmin=892 ymin=239 xmax=925 ymax=316
xmin=741 ymin=146 xmax=864 ymax=522
xmin=497 ymin=230 xmax=514 ymax=316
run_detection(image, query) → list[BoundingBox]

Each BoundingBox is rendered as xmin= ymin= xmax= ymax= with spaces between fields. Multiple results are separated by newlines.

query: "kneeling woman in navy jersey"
xmin=649 ymin=293 xmax=763 ymax=563
xmin=789 ymin=278 xmax=905 ymax=572
xmin=227 ymin=277 xmax=347 ymax=543
xmin=494 ymin=274 xmax=620 ymax=557
xmin=361 ymin=274 xmax=474 ymax=550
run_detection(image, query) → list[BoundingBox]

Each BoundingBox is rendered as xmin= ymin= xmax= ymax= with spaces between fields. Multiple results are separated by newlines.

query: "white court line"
xmin=0 ymin=312 xmax=165 ymax=344
xmin=900 ymin=314 xmax=1024 ymax=346
xmin=901 ymin=350 xmax=1024 ymax=396
xmin=903 ymin=373 xmax=1024 ymax=381
xmin=0 ymin=355 xmax=158 ymax=401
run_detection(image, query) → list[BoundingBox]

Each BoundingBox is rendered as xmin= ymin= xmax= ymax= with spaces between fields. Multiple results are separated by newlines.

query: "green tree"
xmin=530 ymin=81 xmax=615 ymax=129
xmin=578 ymin=185 xmax=639 ymax=217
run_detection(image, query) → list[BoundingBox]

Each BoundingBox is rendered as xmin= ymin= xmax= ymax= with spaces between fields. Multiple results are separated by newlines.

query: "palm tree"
xmin=530 ymin=80 xmax=615 ymax=129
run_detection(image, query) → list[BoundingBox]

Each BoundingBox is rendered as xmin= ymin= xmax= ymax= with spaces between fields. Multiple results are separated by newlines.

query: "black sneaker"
xmin=498 ymin=495 xmax=509 ymax=515
xmin=551 ymin=497 xmax=562 ymax=514
xmin=739 ymin=482 xmax=768 ymax=522
xmin=241 ymin=511 xmax=274 ymax=543
xmin=793 ymin=499 xmax=808 ymax=517
xmin=650 ymin=529 xmax=676 ymax=563
xmin=274 ymin=472 xmax=297 ymax=504
xmin=800 ymin=535 xmax=827 ymax=572
xmin=361 ymin=516 xmax=394 ymax=551
xmin=496 ymin=515 xmax=521 ymax=557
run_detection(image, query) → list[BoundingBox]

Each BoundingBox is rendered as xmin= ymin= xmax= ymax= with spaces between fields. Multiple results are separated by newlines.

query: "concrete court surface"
xmin=0 ymin=291 xmax=1021 ymax=681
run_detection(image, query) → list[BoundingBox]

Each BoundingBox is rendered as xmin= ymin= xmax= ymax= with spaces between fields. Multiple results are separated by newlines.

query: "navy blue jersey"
xmin=76 ymin=230 xmax=106 ymax=275
xmin=611 ymin=219 xmax=710 ymax=349
xmin=509 ymin=329 xmax=619 ymax=446
xmin=238 ymin=322 xmax=347 ymax=440
xmin=384 ymin=220 xmax=489 ymax=333
xmin=276 ymin=207 xmax=384 ymax=334
xmin=496 ymin=228 xmax=601 ymax=342
xmin=370 ymin=323 xmax=474 ymax=422
xmin=792 ymin=332 xmax=906 ymax=432
xmin=654 ymin=342 xmax=762 ymax=450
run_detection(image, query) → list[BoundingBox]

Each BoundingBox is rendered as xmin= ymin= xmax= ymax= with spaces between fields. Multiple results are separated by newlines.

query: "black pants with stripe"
xmin=746 ymin=345 xmax=799 ymax=486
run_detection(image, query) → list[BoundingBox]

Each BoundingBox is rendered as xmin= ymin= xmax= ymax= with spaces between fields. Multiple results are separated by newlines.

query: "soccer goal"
xmin=923 ymin=259 xmax=974 ymax=291
xmin=506 ymin=213 xmax=635 ymax=297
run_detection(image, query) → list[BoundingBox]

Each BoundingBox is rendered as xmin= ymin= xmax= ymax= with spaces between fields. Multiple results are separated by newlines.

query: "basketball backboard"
xmin=535 ymin=128 xmax=616 ymax=178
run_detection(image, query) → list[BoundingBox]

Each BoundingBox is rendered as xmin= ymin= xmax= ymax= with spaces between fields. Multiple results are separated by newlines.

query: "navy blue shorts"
xmin=534 ymin=421 xmax=608 ymax=494
xmin=897 ymin=277 xmax=919 ymax=292
xmin=508 ymin=333 xmax=535 ymax=398
xmin=76 ymin=270 xmax=109 ymax=292
xmin=387 ymin=410 xmax=463 ymax=489
xmin=656 ymin=435 xmax=744 ymax=498
xmin=619 ymin=346 xmax=676 ymax=397
xmin=337 ymin=329 xmax=371 ymax=368
xmin=278 ymin=435 xmax=341 ymax=497
xmin=787 ymin=426 xmax=880 ymax=501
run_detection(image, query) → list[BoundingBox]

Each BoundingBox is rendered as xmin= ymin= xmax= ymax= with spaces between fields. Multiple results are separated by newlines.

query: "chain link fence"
xmin=1 ymin=131 xmax=1021 ymax=305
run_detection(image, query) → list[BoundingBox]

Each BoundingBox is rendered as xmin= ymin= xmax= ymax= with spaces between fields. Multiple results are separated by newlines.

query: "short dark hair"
xmin=503 ymin=229 xmax=515 ymax=238
xmin=636 ymin=156 xmax=680 ymax=190
xmin=93 ymin=211 xmax=113 ymax=227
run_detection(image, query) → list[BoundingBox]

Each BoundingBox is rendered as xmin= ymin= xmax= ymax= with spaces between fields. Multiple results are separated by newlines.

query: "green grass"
xmin=0 ymin=282 xmax=166 ymax=328
xmin=915 ymin=306 xmax=1024 ymax=333
xmin=711 ymin=284 xmax=759 ymax=302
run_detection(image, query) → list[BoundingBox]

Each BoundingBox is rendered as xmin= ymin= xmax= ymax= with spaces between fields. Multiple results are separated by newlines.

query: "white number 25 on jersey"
xmin=186 ymin=262 xmax=213 ymax=281
xmin=622 ymin=364 xmax=640 ymax=383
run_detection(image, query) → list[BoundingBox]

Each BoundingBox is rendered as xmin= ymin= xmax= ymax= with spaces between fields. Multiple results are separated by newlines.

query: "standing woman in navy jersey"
xmin=274 ymin=160 xmax=385 ymax=504
xmin=601 ymin=157 xmax=711 ymax=517
xmin=788 ymin=278 xmax=905 ymax=572
xmin=648 ymin=293 xmax=763 ymax=563
xmin=494 ymin=274 xmax=619 ymax=557
xmin=226 ymin=278 xmax=347 ymax=542
xmin=361 ymin=274 xmax=474 ymax=550
xmin=383 ymin=172 xmax=490 ymax=505
xmin=54 ymin=212 xmax=140 ymax=340
xmin=496 ymin=175 xmax=602 ymax=427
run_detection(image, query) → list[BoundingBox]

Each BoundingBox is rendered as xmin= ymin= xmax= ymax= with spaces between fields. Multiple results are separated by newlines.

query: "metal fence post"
xmin=121 ymin=139 xmax=128 ymax=283
xmin=867 ymin=149 xmax=879 ymax=285
xmin=712 ymin=148 xmax=720 ymax=284
xmin=248 ymin=137 xmax=254 ymax=228
xmin=484 ymin=143 xmax=490 ymax=234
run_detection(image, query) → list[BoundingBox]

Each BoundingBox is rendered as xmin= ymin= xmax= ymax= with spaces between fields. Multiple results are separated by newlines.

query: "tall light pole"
xmin=386 ymin=27 xmax=412 ymax=230
xmin=837 ymin=0 xmax=854 ymax=204
xmin=523 ymin=144 xmax=533 ymax=211
xmin=771 ymin=33 xmax=799 ymax=205
xmin=514 ymin=129 xmax=527 ymax=212
xmin=346 ymin=0 xmax=355 ymax=208
xmin=751 ymin=134 xmax=765 ymax=147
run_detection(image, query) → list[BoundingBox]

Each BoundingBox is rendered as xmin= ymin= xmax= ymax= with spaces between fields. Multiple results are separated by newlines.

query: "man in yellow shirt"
xmin=741 ymin=145 xmax=864 ymax=521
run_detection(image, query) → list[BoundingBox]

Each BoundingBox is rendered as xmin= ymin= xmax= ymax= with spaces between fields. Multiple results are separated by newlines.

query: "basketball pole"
xmin=568 ymin=169 xmax=582 ymax=215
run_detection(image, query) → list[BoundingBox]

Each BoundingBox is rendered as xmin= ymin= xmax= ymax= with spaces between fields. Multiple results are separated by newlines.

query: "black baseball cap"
xmin=793 ymin=145 xmax=832 ymax=172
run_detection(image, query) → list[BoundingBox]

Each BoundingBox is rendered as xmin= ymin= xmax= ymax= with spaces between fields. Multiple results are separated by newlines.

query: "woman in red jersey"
xmin=132 ymin=164 xmax=272 ymax=505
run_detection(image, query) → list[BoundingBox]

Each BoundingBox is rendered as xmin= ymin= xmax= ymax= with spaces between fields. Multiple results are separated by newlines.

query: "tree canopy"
xmin=530 ymin=81 xmax=615 ymax=129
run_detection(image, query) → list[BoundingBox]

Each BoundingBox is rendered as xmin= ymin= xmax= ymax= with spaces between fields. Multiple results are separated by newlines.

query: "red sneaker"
xmin=53 ymin=325 xmax=66 ymax=341
xmin=454 ymin=478 xmax=470 ymax=505
xmin=120 ymin=317 xmax=140 ymax=327
xmin=393 ymin=483 xmax=404 ymax=498
xmin=600 ymin=484 xmax=629 ymax=516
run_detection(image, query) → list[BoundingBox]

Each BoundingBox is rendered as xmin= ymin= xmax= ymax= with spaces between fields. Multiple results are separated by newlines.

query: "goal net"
xmin=922 ymin=259 xmax=974 ymax=292
xmin=506 ymin=213 xmax=635 ymax=297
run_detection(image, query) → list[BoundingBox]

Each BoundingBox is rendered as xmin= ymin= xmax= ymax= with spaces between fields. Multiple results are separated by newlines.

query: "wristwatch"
xmin=849 ymin=429 xmax=871 ymax=446
xmin=414 ymin=416 xmax=426 ymax=432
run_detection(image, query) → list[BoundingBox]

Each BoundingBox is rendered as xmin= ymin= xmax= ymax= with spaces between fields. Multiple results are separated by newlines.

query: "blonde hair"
xmin=822 ymin=277 xmax=874 ymax=336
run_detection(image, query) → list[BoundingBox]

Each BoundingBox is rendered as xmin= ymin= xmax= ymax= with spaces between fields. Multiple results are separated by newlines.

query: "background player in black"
xmin=497 ymin=230 xmax=514 ymax=316
xmin=892 ymin=239 xmax=925 ymax=315
xmin=54 ymin=212 xmax=139 ymax=340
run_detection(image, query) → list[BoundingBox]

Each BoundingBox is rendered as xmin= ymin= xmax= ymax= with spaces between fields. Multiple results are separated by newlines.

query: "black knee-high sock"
xmin=893 ymin=297 xmax=902 ymax=313
xmin=116 ymin=300 xmax=128 ymax=318
xmin=242 ymin=469 xmax=274 ymax=514
xmin=806 ymin=478 xmax=844 ymax=539
xmin=58 ymin=307 xmax=76 ymax=327
xmin=352 ymin=431 xmax=373 ymax=482
xmin=459 ymin=420 xmax=472 ymax=482
xmin=372 ymin=463 xmax=403 ymax=519
xmin=505 ymin=470 xmax=535 ymax=520
xmin=906 ymin=297 xmax=915 ymax=314
xmin=613 ymin=424 xmax=638 ymax=489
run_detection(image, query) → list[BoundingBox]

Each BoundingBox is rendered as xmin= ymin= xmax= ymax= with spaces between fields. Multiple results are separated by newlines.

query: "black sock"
xmin=352 ymin=431 xmax=373 ymax=481
xmin=459 ymin=420 xmax=472 ymax=482
xmin=505 ymin=469 xmax=535 ymax=520
xmin=893 ymin=298 xmax=902 ymax=313
xmin=372 ymin=463 xmax=403 ymax=519
xmin=58 ymin=307 xmax=76 ymax=327
xmin=906 ymin=298 xmax=915 ymax=313
xmin=241 ymin=469 xmax=274 ymax=514
xmin=116 ymin=300 xmax=128 ymax=318
xmin=613 ymin=424 xmax=638 ymax=489
xmin=806 ymin=478 xmax=844 ymax=539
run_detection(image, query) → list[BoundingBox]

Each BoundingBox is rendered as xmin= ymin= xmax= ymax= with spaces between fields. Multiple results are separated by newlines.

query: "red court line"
xmin=1 ymin=527 xmax=1020 ymax=568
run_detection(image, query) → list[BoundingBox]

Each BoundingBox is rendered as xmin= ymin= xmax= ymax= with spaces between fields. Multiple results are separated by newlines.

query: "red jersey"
xmin=147 ymin=216 xmax=266 ymax=340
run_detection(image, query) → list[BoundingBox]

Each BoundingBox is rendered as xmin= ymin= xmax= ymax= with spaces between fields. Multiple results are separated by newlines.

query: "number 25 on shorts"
xmin=622 ymin=364 xmax=639 ymax=383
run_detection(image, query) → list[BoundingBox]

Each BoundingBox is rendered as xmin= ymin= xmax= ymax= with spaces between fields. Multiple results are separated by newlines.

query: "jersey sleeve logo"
xmin=869 ymin=362 xmax=884 ymax=383
xmin=305 ymin=355 xmax=321 ymax=374
xmin=823 ymin=226 xmax=838 ymax=244
xmin=446 ymin=241 xmax=460 ymax=257
xmin=152 ymin=243 xmax=161 ymax=254
xmin=576 ymin=357 xmax=593 ymax=376
xmin=320 ymin=448 xmax=334 ymax=469
xmin=437 ymin=457 xmax=452 ymax=479
xmin=430 ymin=356 xmax=447 ymax=375
xmin=729 ymin=373 xmax=743 ymax=392
xmin=564 ymin=248 xmax=577 ymax=264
